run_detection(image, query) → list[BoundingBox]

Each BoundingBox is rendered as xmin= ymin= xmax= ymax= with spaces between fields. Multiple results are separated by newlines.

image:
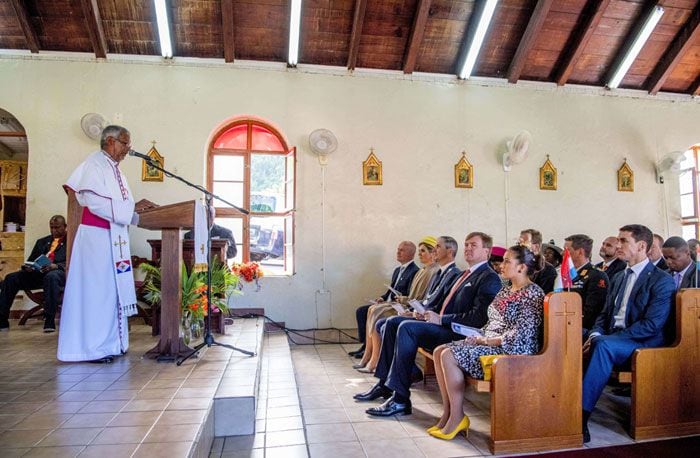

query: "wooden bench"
xmin=615 ymin=288 xmax=700 ymax=440
xmin=418 ymin=292 xmax=583 ymax=454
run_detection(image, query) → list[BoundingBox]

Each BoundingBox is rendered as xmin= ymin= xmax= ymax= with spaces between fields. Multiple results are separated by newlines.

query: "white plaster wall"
xmin=1 ymin=57 xmax=698 ymax=328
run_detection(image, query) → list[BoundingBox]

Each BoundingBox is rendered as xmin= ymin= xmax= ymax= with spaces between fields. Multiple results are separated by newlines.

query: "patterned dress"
xmin=447 ymin=282 xmax=545 ymax=378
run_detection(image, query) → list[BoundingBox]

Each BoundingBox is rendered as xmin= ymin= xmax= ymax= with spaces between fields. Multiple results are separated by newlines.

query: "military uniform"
xmin=571 ymin=262 xmax=609 ymax=331
xmin=595 ymin=258 xmax=626 ymax=282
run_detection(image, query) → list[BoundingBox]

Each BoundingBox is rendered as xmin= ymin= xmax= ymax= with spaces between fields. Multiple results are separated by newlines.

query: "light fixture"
xmin=607 ymin=5 xmax=664 ymax=89
xmin=154 ymin=0 xmax=173 ymax=58
xmin=459 ymin=0 xmax=499 ymax=79
xmin=288 ymin=0 xmax=302 ymax=66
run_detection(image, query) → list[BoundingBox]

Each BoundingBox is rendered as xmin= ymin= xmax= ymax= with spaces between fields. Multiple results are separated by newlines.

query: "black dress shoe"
xmin=354 ymin=350 xmax=364 ymax=359
xmin=348 ymin=346 xmax=365 ymax=356
xmin=583 ymin=423 xmax=591 ymax=443
xmin=88 ymin=356 xmax=114 ymax=364
xmin=366 ymin=396 xmax=412 ymax=417
xmin=353 ymin=384 xmax=392 ymax=402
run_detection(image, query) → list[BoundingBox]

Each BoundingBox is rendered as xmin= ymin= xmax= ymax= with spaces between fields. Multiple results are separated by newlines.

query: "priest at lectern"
xmin=57 ymin=125 xmax=156 ymax=363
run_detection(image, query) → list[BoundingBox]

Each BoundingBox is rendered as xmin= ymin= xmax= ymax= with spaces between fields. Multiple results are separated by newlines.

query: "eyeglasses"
xmin=113 ymin=137 xmax=130 ymax=147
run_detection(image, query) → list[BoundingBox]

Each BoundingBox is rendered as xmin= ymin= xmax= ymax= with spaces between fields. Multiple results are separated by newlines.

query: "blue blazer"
xmin=591 ymin=261 xmax=674 ymax=346
xmin=380 ymin=261 xmax=420 ymax=301
xmin=423 ymin=263 xmax=462 ymax=311
xmin=439 ymin=263 xmax=502 ymax=328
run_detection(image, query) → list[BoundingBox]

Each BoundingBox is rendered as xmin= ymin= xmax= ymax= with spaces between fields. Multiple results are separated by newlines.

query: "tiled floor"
xmin=0 ymin=317 xmax=260 ymax=457
xmin=214 ymin=339 xmax=669 ymax=458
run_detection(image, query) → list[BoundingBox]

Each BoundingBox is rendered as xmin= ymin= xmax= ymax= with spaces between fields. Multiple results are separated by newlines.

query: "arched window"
xmin=680 ymin=145 xmax=700 ymax=240
xmin=208 ymin=118 xmax=295 ymax=275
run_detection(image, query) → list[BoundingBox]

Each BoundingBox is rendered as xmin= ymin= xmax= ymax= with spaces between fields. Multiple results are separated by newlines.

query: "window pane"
xmin=251 ymin=154 xmax=285 ymax=212
xmin=680 ymin=150 xmax=695 ymax=170
xmin=213 ymin=155 xmax=244 ymax=181
xmin=215 ymin=124 xmax=248 ymax=149
xmin=251 ymin=125 xmax=285 ymax=151
xmin=249 ymin=215 xmax=285 ymax=275
xmin=682 ymin=224 xmax=697 ymax=241
xmin=212 ymin=182 xmax=244 ymax=208
xmin=214 ymin=217 xmax=243 ymax=264
xmin=681 ymin=194 xmax=696 ymax=218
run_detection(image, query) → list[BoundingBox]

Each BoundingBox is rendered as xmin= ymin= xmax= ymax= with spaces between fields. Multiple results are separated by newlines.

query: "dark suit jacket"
xmin=571 ymin=262 xmax=609 ymax=330
xmin=680 ymin=264 xmax=699 ymax=289
xmin=29 ymin=235 xmax=67 ymax=271
xmin=654 ymin=257 xmax=668 ymax=272
xmin=380 ymin=261 xmax=420 ymax=301
xmin=439 ymin=263 xmax=502 ymax=328
xmin=591 ymin=261 xmax=674 ymax=347
xmin=595 ymin=258 xmax=626 ymax=282
xmin=533 ymin=262 xmax=557 ymax=293
xmin=423 ymin=263 xmax=461 ymax=310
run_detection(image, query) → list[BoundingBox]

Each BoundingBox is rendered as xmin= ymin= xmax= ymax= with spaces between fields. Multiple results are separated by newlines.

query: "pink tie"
xmin=439 ymin=269 xmax=471 ymax=316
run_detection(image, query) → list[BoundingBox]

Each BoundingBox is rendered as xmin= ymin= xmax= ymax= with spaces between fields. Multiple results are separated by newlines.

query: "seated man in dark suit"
xmin=519 ymin=229 xmax=557 ymax=293
xmin=348 ymin=241 xmax=420 ymax=358
xmin=0 ymin=215 xmax=68 ymax=332
xmin=357 ymin=232 xmax=501 ymax=417
xmin=649 ymin=233 xmax=667 ymax=271
xmin=184 ymin=224 xmax=237 ymax=259
xmin=595 ymin=236 xmax=626 ymax=280
xmin=662 ymin=236 xmax=697 ymax=289
xmin=582 ymin=224 xmax=674 ymax=443
xmin=563 ymin=234 xmax=609 ymax=337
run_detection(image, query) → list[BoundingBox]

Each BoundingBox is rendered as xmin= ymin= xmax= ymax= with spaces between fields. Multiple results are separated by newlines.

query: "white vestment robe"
xmin=57 ymin=151 xmax=138 ymax=362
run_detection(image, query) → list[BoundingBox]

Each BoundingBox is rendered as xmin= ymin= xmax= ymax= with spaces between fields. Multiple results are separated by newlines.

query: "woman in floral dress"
xmin=428 ymin=245 xmax=545 ymax=440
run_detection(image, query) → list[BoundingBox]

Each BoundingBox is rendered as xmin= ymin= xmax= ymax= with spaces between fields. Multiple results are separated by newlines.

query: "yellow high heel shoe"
xmin=426 ymin=425 xmax=440 ymax=433
xmin=429 ymin=415 xmax=469 ymax=440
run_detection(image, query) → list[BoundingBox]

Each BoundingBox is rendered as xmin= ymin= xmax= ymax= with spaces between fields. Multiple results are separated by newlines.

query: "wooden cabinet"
xmin=0 ymin=160 xmax=27 ymax=280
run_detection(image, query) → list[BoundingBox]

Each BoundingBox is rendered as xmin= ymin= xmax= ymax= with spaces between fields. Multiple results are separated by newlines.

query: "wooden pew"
xmin=418 ymin=292 xmax=583 ymax=454
xmin=617 ymin=289 xmax=700 ymax=440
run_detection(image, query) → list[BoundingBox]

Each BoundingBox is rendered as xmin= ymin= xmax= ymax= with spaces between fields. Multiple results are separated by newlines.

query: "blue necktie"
xmin=613 ymin=269 xmax=634 ymax=328
xmin=673 ymin=271 xmax=683 ymax=291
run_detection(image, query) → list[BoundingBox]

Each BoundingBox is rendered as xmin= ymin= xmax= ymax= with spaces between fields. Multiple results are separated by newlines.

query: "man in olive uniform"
xmin=564 ymin=234 xmax=609 ymax=337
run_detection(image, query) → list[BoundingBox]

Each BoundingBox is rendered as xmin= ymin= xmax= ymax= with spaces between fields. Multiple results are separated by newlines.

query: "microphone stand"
xmin=134 ymin=156 xmax=255 ymax=364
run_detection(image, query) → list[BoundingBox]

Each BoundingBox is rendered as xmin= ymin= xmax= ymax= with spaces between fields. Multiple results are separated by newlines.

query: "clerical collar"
xmin=101 ymin=150 xmax=118 ymax=165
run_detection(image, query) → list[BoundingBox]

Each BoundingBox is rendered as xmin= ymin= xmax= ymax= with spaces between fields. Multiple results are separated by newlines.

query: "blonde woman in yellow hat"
xmin=355 ymin=236 xmax=440 ymax=373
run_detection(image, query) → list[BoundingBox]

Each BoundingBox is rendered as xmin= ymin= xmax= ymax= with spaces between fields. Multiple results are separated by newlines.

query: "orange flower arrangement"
xmin=232 ymin=262 xmax=264 ymax=291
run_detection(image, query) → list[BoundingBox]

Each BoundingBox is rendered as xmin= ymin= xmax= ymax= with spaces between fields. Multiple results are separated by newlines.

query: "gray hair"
xmin=439 ymin=236 xmax=458 ymax=257
xmin=100 ymin=125 xmax=130 ymax=149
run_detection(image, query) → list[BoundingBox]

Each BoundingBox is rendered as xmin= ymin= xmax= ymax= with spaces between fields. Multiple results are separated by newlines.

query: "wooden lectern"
xmin=138 ymin=200 xmax=197 ymax=361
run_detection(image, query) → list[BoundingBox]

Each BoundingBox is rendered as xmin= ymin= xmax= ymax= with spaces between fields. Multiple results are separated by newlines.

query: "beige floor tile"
xmin=107 ymin=410 xmax=161 ymax=427
xmin=167 ymin=397 xmax=211 ymax=410
xmin=2 ymin=402 xmax=47 ymax=415
xmin=78 ymin=400 xmax=129 ymax=414
xmin=308 ymin=441 xmax=365 ymax=458
xmin=55 ymin=391 xmax=101 ymax=403
xmin=143 ymin=378 xmax=184 ymax=389
xmin=219 ymin=449 xmax=264 ymax=458
xmin=265 ymin=429 xmax=306 ymax=447
xmin=352 ymin=421 xmax=408 ymax=442
xmin=122 ymin=398 xmax=170 ymax=412
xmin=266 ymin=405 xmax=301 ymax=419
xmin=132 ymin=441 xmax=193 ymax=457
xmin=302 ymin=408 xmax=350 ymax=425
xmin=413 ymin=436 xmax=482 ymax=457
xmin=36 ymin=427 xmax=101 ymax=447
xmin=91 ymin=426 xmax=150 ymax=445
xmin=0 ymin=428 xmax=52 ymax=448
xmin=23 ymin=445 xmax=84 ymax=457
xmin=93 ymin=390 xmax=138 ymax=401
xmin=77 ymin=443 xmax=139 ymax=457
xmin=10 ymin=391 xmax=58 ymax=403
xmin=36 ymin=402 xmax=88 ymax=415
xmin=0 ymin=448 xmax=31 ymax=457
xmin=133 ymin=388 xmax=178 ymax=400
xmin=265 ymin=444 xmax=309 ymax=458
xmin=265 ymin=416 xmax=303 ymax=432
xmin=361 ymin=439 xmax=424 ymax=458
xmin=0 ymin=414 xmax=27 ymax=430
xmin=143 ymin=423 xmax=200 ymax=443
xmin=62 ymin=413 xmax=117 ymax=429
xmin=156 ymin=409 xmax=206 ymax=425
xmin=306 ymin=423 xmax=357 ymax=444
xmin=10 ymin=412 xmax=72 ymax=430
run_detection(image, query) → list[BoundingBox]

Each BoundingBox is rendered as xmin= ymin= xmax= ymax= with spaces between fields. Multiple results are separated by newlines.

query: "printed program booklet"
xmin=23 ymin=254 xmax=51 ymax=271
xmin=451 ymin=322 xmax=484 ymax=338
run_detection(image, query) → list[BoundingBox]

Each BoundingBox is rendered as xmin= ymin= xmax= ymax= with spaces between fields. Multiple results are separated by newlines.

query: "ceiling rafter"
xmin=80 ymin=0 xmax=108 ymax=58
xmin=8 ymin=0 xmax=39 ymax=53
xmin=221 ymin=0 xmax=235 ymax=63
xmin=555 ymin=0 xmax=611 ymax=86
xmin=403 ymin=0 xmax=432 ymax=74
xmin=692 ymin=74 xmax=700 ymax=96
xmin=0 ymin=132 xmax=27 ymax=137
xmin=507 ymin=0 xmax=553 ymax=84
xmin=347 ymin=0 xmax=368 ymax=70
xmin=646 ymin=5 xmax=700 ymax=95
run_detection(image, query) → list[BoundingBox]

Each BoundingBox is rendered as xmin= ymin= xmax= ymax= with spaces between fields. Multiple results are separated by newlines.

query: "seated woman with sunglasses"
xmin=428 ymin=245 xmax=545 ymax=440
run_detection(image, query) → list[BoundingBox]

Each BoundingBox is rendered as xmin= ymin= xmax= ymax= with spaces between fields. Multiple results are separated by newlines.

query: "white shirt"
xmin=613 ymin=258 xmax=649 ymax=329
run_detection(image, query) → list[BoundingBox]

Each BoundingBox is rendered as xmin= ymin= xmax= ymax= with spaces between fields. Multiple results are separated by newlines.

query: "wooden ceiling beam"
xmin=507 ymin=0 xmax=553 ymax=84
xmin=222 ymin=0 xmax=235 ymax=63
xmin=647 ymin=5 xmax=700 ymax=95
xmin=692 ymin=74 xmax=700 ymax=96
xmin=8 ymin=0 xmax=39 ymax=53
xmin=555 ymin=0 xmax=611 ymax=86
xmin=347 ymin=0 xmax=368 ymax=70
xmin=403 ymin=0 xmax=432 ymax=74
xmin=80 ymin=0 xmax=108 ymax=58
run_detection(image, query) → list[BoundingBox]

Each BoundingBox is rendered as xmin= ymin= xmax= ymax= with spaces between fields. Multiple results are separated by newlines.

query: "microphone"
xmin=128 ymin=149 xmax=154 ymax=162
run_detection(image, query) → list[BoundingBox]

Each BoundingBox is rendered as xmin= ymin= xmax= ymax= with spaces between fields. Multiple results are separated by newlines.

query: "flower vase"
xmin=181 ymin=312 xmax=193 ymax=346
xmin=191 ymin=319 xmax=203 ymax=340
